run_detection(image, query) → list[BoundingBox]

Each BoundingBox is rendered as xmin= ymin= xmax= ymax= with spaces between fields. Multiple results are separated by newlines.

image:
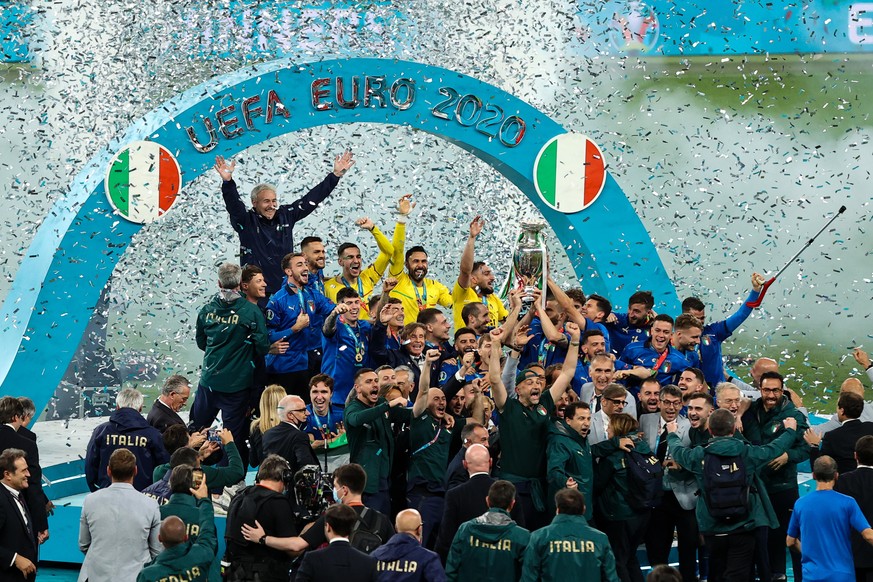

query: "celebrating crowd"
xmin=2 ymin=151 xmax=873 ymax=582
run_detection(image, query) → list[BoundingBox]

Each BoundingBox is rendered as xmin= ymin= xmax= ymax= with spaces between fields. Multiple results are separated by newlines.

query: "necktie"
xmin=593 ymin=394 xmax=602 ymax=413
xmin=657 ymin=425 xmax=669 ymax=463
xmin=14 ymin=491 xmax=33 ymax=538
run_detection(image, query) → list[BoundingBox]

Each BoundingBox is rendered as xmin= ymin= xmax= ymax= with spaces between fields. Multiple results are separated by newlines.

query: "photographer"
xmin=149 ymin=428 xmax=245 ymax=498
xmin=224 ymin=455 xmax=299 ymax=582
xmin=240 ymin=463 xmax=394 ymax=555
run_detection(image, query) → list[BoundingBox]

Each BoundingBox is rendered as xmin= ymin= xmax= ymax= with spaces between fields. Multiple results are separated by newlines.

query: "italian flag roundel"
xmin=534 ymin=133 xmax=606 ymax=214
xmin=105 ymin=141 xmax=182 ymax=224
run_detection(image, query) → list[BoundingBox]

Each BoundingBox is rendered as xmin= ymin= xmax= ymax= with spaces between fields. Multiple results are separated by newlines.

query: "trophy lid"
xmin=520 ymin=220 xmax=547 ymax=233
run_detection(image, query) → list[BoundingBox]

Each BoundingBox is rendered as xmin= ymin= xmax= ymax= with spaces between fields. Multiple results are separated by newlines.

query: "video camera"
xmin=284 ymin=464 xmax=333 ymax=522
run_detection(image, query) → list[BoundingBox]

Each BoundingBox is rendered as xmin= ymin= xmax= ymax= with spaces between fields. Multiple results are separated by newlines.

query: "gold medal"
xmin=355 ymin=353 xmax=363 ymax=363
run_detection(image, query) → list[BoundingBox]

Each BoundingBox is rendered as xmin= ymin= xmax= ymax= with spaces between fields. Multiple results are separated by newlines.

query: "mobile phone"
xmin=192 ymin=469 xmax=204 ymax=490
xmin=207 ymin=429 xmax=221 ymax=443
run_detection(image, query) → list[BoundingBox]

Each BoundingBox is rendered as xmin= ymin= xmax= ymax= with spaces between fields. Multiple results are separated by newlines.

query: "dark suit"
xmin=811 ymin=419 xmax=873 ymax=474
xmin=295 ymin=540 xmax=378 ymax=582
xmin=145 ymin=399 xmax=185 ymax=433
xmin=261 ymin=422 xmax=318 ymax=474
xmin=834 ymin=465 xmax=873 ymax=578
xmin=434 ymin=472 xmax=523 ymax=563
xmin=16 ymin=427 xmax=36 ymax=444
xmin=0 ymin=427 xmax=47 ymax=534
xmin=444 ymin=447 xmax=468 ymax=491
xmin=0 ymin=485 xmax=38 ymax=582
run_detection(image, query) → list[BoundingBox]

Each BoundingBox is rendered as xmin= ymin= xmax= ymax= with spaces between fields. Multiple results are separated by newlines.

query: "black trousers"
xmin=768 ymin=487 xmax=802 ymax=582
xmin=645 ymin=490 xmax=699 ymax=582
xmin=706 ymin=531 xmax=756 ymax=582
xmin=599 ymin=512 xmax=650 ymax=582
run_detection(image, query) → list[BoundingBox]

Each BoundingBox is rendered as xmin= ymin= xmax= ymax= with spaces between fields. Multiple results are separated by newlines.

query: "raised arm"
xmin=458 ymin=216 xmax=483 ymax=290
xmin=547 ymin=277 xmax=588 ymax=331
xmin=370 ymin=278 xmax=397 ymax=323
xmin=355 ymin=217 xmax=394 ymax=275
xmin=721 ymin=272 xmax=765 ymax=333
xmin=549 ymin=321 xmax=580 ymax=403
xmin=389 ymin=195 xmax=414 ymax=276
xmin=214 ymin=156 xmax=247 ymax=227
xmin=286 ymin=150 xmax=354 ymax=223
xmin=488 ymin=328 xmax=508 ymax=412
xmin=466 ymin=383 xmax=486 ymax=426
xmin=535 ymin=301 xmax=568 ymax=345
xmin=496 ymin=288 xmax=523 ymax=340
xmin=322 ymin=303 xmax=350 ymax=338
xmin=414 ymin=349 xmax=441 ymax=417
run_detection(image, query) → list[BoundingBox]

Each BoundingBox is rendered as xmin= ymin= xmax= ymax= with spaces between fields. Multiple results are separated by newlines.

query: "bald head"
xmin=751 ymin=358 xmax=778 ymax=386
xmin=841 ymin=378 xmax=865 ymax=397
xmin=464 ymin=443 xmax=491 ymax=475
xmin=278 ymin=395 xmax=305 ymax=423
xmin=395 ymin=509 xmax=424 ymax=539
xmin=159 ymin=516 xmax=187 ymax=548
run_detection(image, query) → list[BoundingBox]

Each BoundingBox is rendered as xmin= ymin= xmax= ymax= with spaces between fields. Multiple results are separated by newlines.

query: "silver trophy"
xmin=511 ymin=221 xmax=548 ymax=311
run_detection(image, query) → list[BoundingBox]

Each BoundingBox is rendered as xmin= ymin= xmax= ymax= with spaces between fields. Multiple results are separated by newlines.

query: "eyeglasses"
xmin=760 ymin=388 xmax=783 ymax=394
xmin=661 ymin=399 xmax=683 ymax=407
xmin=287 ymin=408 xmax=308 ymax=413
xmin=606 ymin=398 xmax=627 ymax=406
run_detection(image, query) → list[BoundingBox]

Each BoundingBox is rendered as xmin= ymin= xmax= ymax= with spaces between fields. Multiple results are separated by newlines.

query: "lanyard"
xmin=537 ymin=337 xmax=555 ymax=365
xmin=341 ymin=276 xmax=365 ymax=297
xmin=342 ymin=277 xmax=369 ymax=316
xmin=412 ymin=426 xmax=442 ymax=455
xmin=413 ymin=282 xmax=427 ymax=310
xmin=343 ymin=321 xmax=366 ymax=364
xmin=313 ymin=406 xmax=333 ymax=432
xmin=653 ymin=348 xmax=669 ymax=373
xmin=288 ymin=284 xmax=308 ymax=314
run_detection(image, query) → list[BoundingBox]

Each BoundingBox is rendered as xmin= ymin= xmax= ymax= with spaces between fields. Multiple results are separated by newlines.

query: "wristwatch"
xmin=258 ymin=535 xmax=267 ymax=546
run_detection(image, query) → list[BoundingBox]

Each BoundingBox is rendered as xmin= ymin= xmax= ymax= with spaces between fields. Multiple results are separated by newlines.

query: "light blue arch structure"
xmin=0 ymin=57 xmax=678 ymax=413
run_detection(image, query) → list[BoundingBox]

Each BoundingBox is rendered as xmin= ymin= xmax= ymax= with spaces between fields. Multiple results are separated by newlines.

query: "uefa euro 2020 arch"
xmin=0 ymin=57 xmax=678 ymax=416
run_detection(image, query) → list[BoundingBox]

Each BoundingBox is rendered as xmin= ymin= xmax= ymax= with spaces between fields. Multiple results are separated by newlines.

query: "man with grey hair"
xmin=262 ymin=394 xmax=319 ymax=475
xmin=146 ymin=375 xmax=191 ymax=433
xmin=214 ymin=150 xmax=356 ymax=296
xmin=190 ymin=263 xmax=271 ymax=467
xmin=85 ymin=388 xmax=169 ymax=491
xmin=394 ymin=366 xmax=416 ymax=402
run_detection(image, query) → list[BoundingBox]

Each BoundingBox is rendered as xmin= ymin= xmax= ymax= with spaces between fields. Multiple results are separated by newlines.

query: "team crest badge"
xmin=661 ymin=361 xmax=672 ymax=373
xmin=536 ymin=405 xmax=547 ymax=416
xmin=308 ymin=300 xmax=315 ymax=312
xmin=702 ymin=335 xmax=712 ymax=346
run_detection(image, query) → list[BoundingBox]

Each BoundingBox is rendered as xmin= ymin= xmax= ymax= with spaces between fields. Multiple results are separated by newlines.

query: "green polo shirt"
xmin=498 ymin=391 xmax=555 ymax=480
xmin=407 ymin=411 xmax=453 ymax=490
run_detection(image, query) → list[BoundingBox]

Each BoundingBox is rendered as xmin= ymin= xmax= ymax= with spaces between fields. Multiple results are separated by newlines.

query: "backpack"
xmin=349 ymin=507 xmax=385 ymax=554
xmin=625 ymin=449 xmax=664 ymax=510
xmin=702 ymin=449 xmax=750 ymax=523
